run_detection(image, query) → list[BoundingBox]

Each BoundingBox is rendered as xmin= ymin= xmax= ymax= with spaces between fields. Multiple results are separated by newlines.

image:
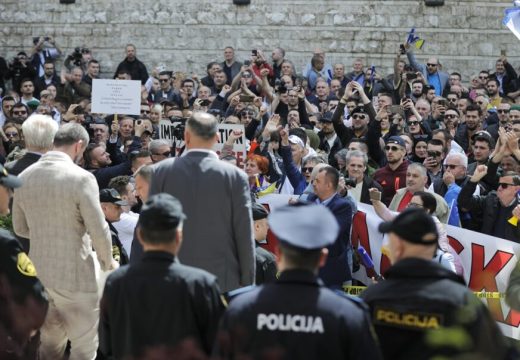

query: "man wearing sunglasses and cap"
xmin=458 ymin=165 xmax=520 ymax=243
xmin=216 ymin=203 xmax=382 ymax=359
xmin=360 ymin=208 xmax=513 ymax=359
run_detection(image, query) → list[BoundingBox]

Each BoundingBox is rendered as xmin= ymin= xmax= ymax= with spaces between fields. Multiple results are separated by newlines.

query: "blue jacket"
xmin=407 ymin=51 xmax=449 ymax=95
xmin=279 ymin=145 xmax=307 ymax=195
xmin=307 ymin=193 xmax=352 ymax=286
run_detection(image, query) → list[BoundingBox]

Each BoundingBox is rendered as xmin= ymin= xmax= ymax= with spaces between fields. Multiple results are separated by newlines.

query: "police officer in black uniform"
xmin=360 ymin=208 xmax=515 ymax=360
xmin=252 ymin=203 xmax=277 ymax=285
xmin=0 ymin=165 xmax=48 ymax=360
xmin=216 ymin=203 xmax=382 ymax=360
xmin=99 ymin=188 xmax=129 ymax=265
xmin=99 ymin=193 xmax=224 ymax=359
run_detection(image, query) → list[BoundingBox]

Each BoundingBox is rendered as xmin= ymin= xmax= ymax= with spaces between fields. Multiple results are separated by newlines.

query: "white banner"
xmin=214 ymin=124 xmax=246 ymax=168
xmin=91 ymin=79 xmax=141 ymax=115
xmin=258 ymin=195 xmax=520 ymax=339
xmin=352 ymin=203 xmax=520 ymax=340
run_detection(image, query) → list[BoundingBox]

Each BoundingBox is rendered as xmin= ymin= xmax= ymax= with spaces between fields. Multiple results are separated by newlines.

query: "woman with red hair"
xmin=245 ymin=154 xmax=276 ymax=198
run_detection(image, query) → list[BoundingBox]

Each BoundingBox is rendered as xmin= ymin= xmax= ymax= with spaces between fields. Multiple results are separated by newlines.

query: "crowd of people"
xmin=0 ymin=35 xmax=520 ymax=359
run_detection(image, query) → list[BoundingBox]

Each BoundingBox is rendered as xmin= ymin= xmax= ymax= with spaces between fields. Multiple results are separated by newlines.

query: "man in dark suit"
xmin=5 ymin=114 xmax=58 ymax=176
xmin=149 ymin=112 xmax=255 ymax=293
xmin=99 ymin=193 xmax=224 ymax=359
xmin=307 ymin=166 xmax=352 ymax=288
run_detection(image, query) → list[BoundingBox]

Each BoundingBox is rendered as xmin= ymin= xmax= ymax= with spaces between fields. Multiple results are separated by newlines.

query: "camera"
xmin=173 ymin=123 xmax=185 ymax=140
xmin=427 ymin=150 xmax=438 ymax=158
xmin=67 ymin=47 xmax=84 ymax=67
xmin=200 ymin=99 xmax=211 ymax=107
xmin=406 ymin=73 xmax=417 ymax=81
xmin=244 ymin=60 xmax=251 ymax=66
xmin=344 ymin=177 xmax=357 ymax=187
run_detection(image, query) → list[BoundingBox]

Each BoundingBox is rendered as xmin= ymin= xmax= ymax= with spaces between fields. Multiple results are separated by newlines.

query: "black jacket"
xmin=255 ymin=245 xmax=277 ymax=285
xmin=216 ymin=269 xmax=382 ymax=360
xmin=458 ymin=180 xmax=520 ymax=242
xmin=5 ymin=152 xmax=41 ymax=176
xmin=113 ymin=57 xmax=149 ymax=84
xmin=360 ymin=258 xmax=513 ymax=360
xmin=99 ymin=251 xmax=224 ymax=359
xmin=359 ymin=175 xmax=383 ymax=204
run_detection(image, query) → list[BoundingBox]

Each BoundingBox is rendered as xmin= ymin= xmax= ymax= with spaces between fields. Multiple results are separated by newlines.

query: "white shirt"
xmin=112 ymin=211 xmax=138 ymax=257
xmin=349 ymin=181 xmax=363 ymax=203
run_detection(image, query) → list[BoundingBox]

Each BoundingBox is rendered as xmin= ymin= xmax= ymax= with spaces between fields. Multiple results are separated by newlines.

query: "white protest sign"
xmin=214 ymin=124 xmax=247 ymax=168
xmin=91 ymin=79 xmax=141 ymax=115
xmin=158 ymin=120 xmax=185 ymax=155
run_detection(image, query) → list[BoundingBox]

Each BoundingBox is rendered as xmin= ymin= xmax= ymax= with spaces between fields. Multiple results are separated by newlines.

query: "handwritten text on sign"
xmin=91 ymin=79 xmax=141 ymax=115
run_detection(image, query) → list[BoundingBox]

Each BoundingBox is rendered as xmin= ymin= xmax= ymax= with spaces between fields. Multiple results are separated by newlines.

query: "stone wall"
xmin=0 ymin=0 xmax=517 ymax=83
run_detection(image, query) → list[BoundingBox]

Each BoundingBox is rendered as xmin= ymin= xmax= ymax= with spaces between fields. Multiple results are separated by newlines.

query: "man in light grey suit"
xmin=149 ymin=112 xmax=254 ymax=293
xmin=13 ymin=123 xmax=116 ymax=360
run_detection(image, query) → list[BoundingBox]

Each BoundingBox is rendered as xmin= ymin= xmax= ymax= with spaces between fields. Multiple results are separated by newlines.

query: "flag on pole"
xmin=503 ymin=3 xmax=520 ymax=41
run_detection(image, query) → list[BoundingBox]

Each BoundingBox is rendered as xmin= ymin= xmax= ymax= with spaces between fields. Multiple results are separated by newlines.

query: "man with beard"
xmin=374 ymin=136 xmax=409 ymax=206
xmin=411 ymin=80 xmax=425 ymax=101
xmin=113 ymin=44 xmax=148 ymax=84
xmin=83 ymin=121 xmax=143 ymax=189
xmin=318 ymin=112 xmax=342 ymax=167
xmin=406 ymin=49 xmax=449 ymax=96
xmin=455 ymin=104 xmax=485 ymax=153
xmin=34 ymin=61 xmax=60 ymax=97
xmin=486 ymin=78 xmax=502 ymax=108
xmin=491 ymin=56 xmax=518 ymax=96
xmin=497 ymin=102 xmax=511 ymax=128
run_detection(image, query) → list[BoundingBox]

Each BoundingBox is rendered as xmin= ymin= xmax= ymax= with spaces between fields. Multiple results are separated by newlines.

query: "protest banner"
xmin=158 ymin=119 xmax=185 ymax=154
xmin=352 ymin=203 xmax=520 ymax=339
xmin=157 ymin=121 xmax=247 ymax=164
xmin=214 ymin=124 xmax=247 ymax=168
xmin=91 ymin=79 xmax=141 ymax=115
xmin=258 ymin=195 xmax=520 ymax=339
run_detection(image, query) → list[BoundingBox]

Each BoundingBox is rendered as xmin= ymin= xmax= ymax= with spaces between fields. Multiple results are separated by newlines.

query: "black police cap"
xmin=99 ymin=188 xmax=128 ymax=206
xmin=378 ymin=208 xmax=438 ymax=245
xmin=252 ymin=202 xmax=269 ymax=221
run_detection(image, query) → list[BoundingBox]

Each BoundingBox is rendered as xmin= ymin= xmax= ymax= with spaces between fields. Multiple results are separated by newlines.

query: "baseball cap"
xmin=0 ymin=164 xmax=22 ymax=189
xmin=268 ymin=203 xmax=339 ymax=250
xmin=288 ymin=135 xmax=305 ymax=148
xmin=99 ymin=188 xmax=128 ymax=206
xmin=378 ymin=208 xmax=438 ymax=245
xmin=252 ymin=202 xmax=269 ymax=221
xmin=471 ymin=130 xmax=495 ymax=148
xmin=385 ymin=136 xmax=406 ymax=148
xmin=320 ymin=112 xmax=334 ymax=123
xmin=138 ymin=193 xmax=186 ymax=231
xmin=350 ymin=105 xmax=368 ymax=117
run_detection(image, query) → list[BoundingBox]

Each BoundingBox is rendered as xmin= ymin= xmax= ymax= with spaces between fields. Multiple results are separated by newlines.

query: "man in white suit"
xmin=13 ymin=122 xmax=116 ymax=360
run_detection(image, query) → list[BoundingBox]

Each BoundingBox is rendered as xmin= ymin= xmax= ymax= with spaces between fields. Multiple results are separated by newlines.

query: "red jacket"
xmin=373 ymin=160 xmax=409 ymax=206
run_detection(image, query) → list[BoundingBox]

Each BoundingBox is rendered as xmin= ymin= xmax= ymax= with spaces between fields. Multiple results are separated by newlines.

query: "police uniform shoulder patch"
xmin=374 ymin=306 xmax=444 ymax=330
xmin=17 ymin=252 xmax=37 ymax=277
